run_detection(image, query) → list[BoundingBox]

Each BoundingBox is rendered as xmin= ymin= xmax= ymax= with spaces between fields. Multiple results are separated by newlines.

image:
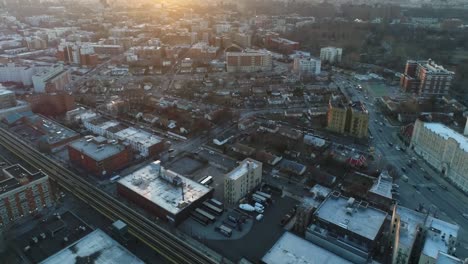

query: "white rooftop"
xmin=0 ymin=89 xmax=14 ymax=96
xmin=69 ymin=138 xmax=126 ymax=162
xmin=99 ymin=120 xmax=120 ymax=130
xmin=118 ymin=161 xmax=211 ymax=215
xmin=422 ymin=216 xmax=459 ymax=259
xmin=114 ymin=127 xmax=162 ymax=148
xmin=436 ymin=252 xmax=464 ymax=264
xmin=226 ymin=159 xmax=260 ymax=180
xmin=262 ymin=232 xmax=352 ymax=264
xmin=369 ymin=171 xmax=393 ymax=199
xmin=315 ymin=194 xmax=387 ymax=241
xmin=40 ymin=229 xmax=144 ymax=264
xmin=424 ymin=123 xmax=468 ymax=152
xmin=396 ymin=206 xmax=427 ymax=249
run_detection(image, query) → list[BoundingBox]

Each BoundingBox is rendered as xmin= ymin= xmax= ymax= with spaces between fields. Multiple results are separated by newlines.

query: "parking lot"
xmin=167 ymin=155 xmax=206 ymax=176
xmin=187 ymin=194 xmax=298 ymax=262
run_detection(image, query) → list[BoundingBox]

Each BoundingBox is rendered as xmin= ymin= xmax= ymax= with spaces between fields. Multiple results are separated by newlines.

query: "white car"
xmin=256 ymin=214 xmax=264 ymax=221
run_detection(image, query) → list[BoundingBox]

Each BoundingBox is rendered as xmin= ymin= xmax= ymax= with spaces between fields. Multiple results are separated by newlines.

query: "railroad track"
xmin=0 ymin=128 xmax=219 ymax=264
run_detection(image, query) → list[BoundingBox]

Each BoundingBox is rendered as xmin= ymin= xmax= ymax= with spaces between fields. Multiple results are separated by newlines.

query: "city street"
xmin=340 ymin=75 xmax=468 ymax=258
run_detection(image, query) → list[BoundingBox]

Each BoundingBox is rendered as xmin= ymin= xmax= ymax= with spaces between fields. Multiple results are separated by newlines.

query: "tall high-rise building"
xmin=400 ymin=59 xmax=454 ymax=97
xmin=327 ymin=100 xmax=369 ymax=138
xmin=320 ymin=47 xmax=342 ymax=64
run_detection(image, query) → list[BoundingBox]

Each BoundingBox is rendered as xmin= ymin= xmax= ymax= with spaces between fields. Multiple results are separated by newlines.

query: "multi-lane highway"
xmin=0 ymin=127 xmax=220 ymax=264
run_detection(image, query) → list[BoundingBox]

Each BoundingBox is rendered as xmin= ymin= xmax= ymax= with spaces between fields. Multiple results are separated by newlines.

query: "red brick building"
xmin=68 ymin=136 xmax=132 ymax=177
xmin=25 ymin=92 xmax=75 ymax=116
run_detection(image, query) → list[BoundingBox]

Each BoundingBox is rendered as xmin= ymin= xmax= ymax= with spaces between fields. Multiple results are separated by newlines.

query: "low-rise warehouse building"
xmin=40 ymin=229 xmax=144 ymax=264
xmin=68 ymin=136 xmax=132 ymax=177
xmin=117 ymin=161 xmax=213 ymax=225
xmin=262 ymin=232 xmax=352 ymax=264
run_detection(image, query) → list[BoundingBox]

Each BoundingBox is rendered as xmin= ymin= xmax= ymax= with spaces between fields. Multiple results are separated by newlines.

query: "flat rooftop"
xmin=0 ymin=89 xmax=14 ymax=96
xmin=436 ymin=252 xmax=464 ymax=264
xmin=396 ymin=206 xmax=427 ymax=249
xmin=422 ymin=216 xmax=459 ymax=259
xmin=314 ymin=193 xmax=387 ymax=241
xmin=1 ymin=164 xmax=48 ymax=195
xmin=99 ymin=120 xmax=121 ymax=130
xmin=368 ymin=171 xmax=393 ymax=199
xmin=114 ymin=127 xmax=162 ymax=147
xmin=423 ymin=123 xmax=468 ymax=152
xmin=226 ymin=158 xmax=260 ymax=181
xmin=69 ymin=137 xmax=127 ymax=162
xmin=39 ymin=116 xmax=79 ymax=144
xmin=118 ymin=161 xmax=211 ymax=215
xmin=262 ymin=232 xmax=352 ymax=264
xmin=40 ymin=229 xmax=144 ymax=264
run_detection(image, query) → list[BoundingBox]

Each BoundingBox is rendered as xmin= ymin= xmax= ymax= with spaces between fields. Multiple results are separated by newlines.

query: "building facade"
xmin=0 ymin=63 xmax=34 ymax=86
xmin=400 ymin=59 xmax=454 ymax=97
xmin=293 ymin=57 xmax=321 ymax=75
xmin=320 ymin=47 xmax=343 ymax=64
xmin=32 ymin=65 xmax=71 ymax=93
xmin=0 ymin=89 xmax=16 ymax=109
xmin=411 ymin=119 xmax=468 ymax=193
xmin=0 ymin=164 xmax=53 ymax=227
xmin=327 ymin=100 xmax=369 ymax=138
xmin=226 ymin=51 xmax=272 ymax=73
xmin=224 ymin=158 xmax=262 ymax=205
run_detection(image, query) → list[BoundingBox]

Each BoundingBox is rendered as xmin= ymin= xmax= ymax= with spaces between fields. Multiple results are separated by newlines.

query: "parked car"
xmin=439 ymin=184 xmax=448 ymax=190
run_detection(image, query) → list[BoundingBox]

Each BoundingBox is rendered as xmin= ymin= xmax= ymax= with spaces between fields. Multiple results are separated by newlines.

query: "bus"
xmin=209 ymin=198 xmax=224 ymax=209
xmin=199 ymin=176 xmax=213 ymax=186
xmin=191 ymin=211 xmax=209 ymax=226
xmin=195 ymin=208 xmax=216 ymax=222
xmin=255 ymin=191 xmax=272 ymax=200
xmin=110 ymin=175 xmax=121 ymax=183
xmin=202 ymin=201 xmax=223 ymax=215
xmin=216 ymin=225 xmax=232 ymax=237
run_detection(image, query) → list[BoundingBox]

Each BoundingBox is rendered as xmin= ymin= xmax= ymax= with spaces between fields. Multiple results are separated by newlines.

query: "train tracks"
xmin=0 ymin=127 xmax=219 ymax=264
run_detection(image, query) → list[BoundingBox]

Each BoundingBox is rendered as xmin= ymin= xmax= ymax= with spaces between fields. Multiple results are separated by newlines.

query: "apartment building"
xmin=305 ymin=192 xmax=388 ymax=263
xmin=400 ymin=59 xmax=454 ymax=97
xmin=0 ymin=164 xmax=53 ymax=227
xmin=226 ymin=51 xmax=272 ymax=73
xmin=0 ymin=63 xmax=34 ymax=86
xmin=0 ymin=89 xmax=16 ymax=109
xmin=32 ymin=64 xmax=71 ymax=93
xmin=390 ymin=205 xmax=459 ymax=264
xmin=293 ymin=56 xmax=321 ymax=75
xmin=411 ymin=119 xmax=468 ymax=193
xmin=320 ymin=47 xmax=343 ymax=64
xmin=224 ymin=158 xmax=262 ymax=205
xmin=327 ymin=100 xmax=369 ymax=138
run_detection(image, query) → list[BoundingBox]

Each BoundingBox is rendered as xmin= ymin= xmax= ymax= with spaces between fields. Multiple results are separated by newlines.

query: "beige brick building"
xmin=411 ymin=119 xmax=468 ymax=193
xmin=327 ymin=100 xmax=369 ymax=138
xmin=224 ymin=158 xmax=262 ymax=205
